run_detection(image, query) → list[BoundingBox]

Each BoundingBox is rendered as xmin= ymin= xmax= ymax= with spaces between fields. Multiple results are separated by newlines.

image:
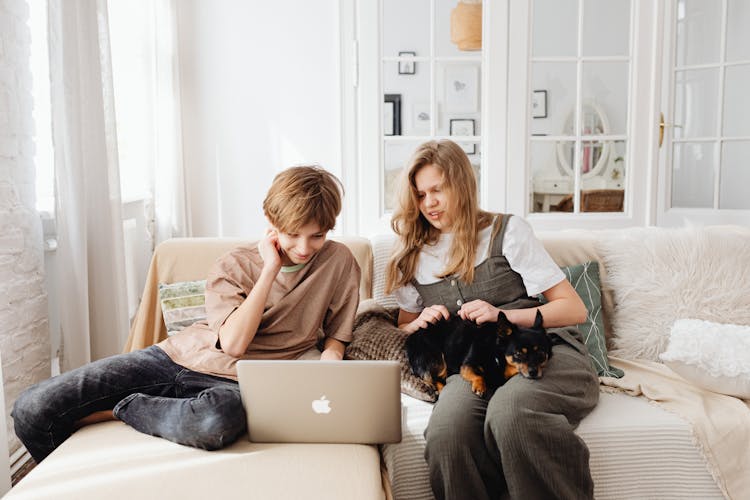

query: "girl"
xmin=385 ymin=140 xmax=599 ymax=500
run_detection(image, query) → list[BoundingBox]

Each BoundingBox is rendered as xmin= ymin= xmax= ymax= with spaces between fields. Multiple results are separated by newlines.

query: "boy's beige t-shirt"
xmin=158 ymin=240 xmax=361 ymax=380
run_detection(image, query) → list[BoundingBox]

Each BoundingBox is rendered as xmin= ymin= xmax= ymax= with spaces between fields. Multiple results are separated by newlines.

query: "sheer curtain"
xmin=48 ymin=0 xmax=129 ymax=369
xmin=48 ymin=0 xmax=189 ymax=369
xmin=153 ymin=0 xmax=191 ymax=244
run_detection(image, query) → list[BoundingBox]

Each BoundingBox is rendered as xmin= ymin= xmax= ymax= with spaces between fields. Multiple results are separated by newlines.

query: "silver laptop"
xmin=236 ymin=359 xmax=402 ymax=444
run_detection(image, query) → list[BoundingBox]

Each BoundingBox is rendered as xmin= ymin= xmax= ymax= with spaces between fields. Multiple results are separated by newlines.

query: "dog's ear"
xmin=533 ymin=310 xmax=544 ymax=329
xmin=496 ymin=311 xmax=515 ymax=337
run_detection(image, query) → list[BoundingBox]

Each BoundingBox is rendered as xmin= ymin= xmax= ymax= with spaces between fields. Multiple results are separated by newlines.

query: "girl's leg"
xmin=484 ymin=342 xmax=600 ymax=500
xmin=423 ymin=375 xmax=505 ymax=500
xmin=12 ymin=346 xmax=179 ymax=462
xmin=113 ymin=370 xmax=246 ymax=451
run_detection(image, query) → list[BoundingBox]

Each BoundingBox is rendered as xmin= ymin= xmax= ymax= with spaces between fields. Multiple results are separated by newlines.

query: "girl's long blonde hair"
xmin=385 ymin=140 xmax=493 ymax=294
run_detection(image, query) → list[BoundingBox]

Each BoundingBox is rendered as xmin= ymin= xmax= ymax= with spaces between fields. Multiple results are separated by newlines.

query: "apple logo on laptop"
xmin=312 ymin=395 xmax=332 ymax=414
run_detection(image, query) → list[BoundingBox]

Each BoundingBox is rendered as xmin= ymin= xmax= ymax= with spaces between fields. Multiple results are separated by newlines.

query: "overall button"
xmin=451 ymin=280 xmax=456 ymax=286
xmin=456 ymin=299 xmax=462 ymax=306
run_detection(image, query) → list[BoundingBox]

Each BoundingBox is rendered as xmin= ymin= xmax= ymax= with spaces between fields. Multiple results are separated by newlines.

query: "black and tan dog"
xmin=405 ymin=310 xmax=552 ymax=397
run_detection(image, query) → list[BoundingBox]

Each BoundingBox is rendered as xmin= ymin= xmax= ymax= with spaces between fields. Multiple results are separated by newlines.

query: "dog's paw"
xmin=460 ymin=365 xmax=486 ymax=397
xmin=470 ymin=378 xmax=486 ymax=397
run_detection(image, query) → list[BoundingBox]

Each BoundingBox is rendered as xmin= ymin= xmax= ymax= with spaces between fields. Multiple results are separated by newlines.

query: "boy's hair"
xmin=263 ymin=165 xmax=343 ymax=233
xmin=385 ymin=140 xmax=493 ymax=293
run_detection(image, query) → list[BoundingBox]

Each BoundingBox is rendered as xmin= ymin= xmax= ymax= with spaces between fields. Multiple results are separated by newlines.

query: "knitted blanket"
xmin=346 ymin=301 xmax=437 ymax=402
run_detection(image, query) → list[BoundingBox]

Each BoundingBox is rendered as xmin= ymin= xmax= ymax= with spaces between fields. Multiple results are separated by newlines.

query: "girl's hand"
xmin=408 ymin=304 xmax=451 ymax=333
xmin=258 ymin=228 xmax=283 ymax=275
xmin=458 ymin=300 xmax=500 ymax=325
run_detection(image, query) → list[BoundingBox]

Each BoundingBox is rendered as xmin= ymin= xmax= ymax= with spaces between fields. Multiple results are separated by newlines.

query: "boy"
xmin=13 ymin=166 xmax=360 ymax=462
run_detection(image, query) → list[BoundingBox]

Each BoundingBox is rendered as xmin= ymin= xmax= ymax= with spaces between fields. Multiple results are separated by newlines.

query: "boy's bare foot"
xmin=73 ymin=410 xmax=117 ymax=430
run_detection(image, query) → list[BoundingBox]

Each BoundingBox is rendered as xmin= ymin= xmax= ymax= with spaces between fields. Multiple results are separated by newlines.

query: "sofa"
xmin=7 ymin=225 xmax=750 ymax=500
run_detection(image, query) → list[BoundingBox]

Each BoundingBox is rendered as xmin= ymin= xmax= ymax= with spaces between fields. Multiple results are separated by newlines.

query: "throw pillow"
xmin=660 ymin=318 xmax=750 ymax=399
xmin=346 ymin=299 xmax=437 ymax=402
xmin=158 ymin=280 xmax=207 ymax=335
xmin=598 ymin=226 xmax=750 ymax=361
xmin=542 ymin=261 xmax=623 ymax=378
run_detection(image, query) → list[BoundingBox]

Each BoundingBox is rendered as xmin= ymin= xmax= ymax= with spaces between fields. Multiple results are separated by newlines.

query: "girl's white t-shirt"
xmin=394 ymin=216 xmax=564 ymax=313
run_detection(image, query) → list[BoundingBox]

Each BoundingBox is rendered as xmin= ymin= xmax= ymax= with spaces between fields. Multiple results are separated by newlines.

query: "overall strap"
xmin=489 ymin=213 xmax=512 ymax=258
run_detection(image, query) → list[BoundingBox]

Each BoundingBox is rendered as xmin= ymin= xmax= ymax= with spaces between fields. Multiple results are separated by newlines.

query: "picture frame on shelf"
xmin=398 ymin=51 xmax=416 ymax=75
xmin=444 ymin=64 xmax=479 ymax=113
xmin=449 ymin=118 xmax=476 ymax=154
xmin=532 ymin=90 xmax=548 ymax=119
xmin=383 ymin=94 xmax=402 ymax=136
xmin=412 ymin=100 xmax=436 ymax=134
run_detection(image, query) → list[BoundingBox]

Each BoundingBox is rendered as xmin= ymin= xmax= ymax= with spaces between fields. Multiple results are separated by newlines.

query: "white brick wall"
xmin=0 ymin=0 xmax=52 ymax=454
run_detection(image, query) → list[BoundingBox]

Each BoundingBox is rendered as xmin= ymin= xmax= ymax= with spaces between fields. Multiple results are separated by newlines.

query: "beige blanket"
xmin=602 ymin=357 xmax=750 ymax=500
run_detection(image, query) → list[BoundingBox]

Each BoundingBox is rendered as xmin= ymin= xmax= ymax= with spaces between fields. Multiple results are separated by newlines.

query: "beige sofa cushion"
xmin=7 ymin=422 xmax=385 ymax=500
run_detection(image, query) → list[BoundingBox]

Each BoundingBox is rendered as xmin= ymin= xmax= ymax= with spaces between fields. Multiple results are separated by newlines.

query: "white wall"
xmin=176 ymin=0 xmax=343 ymax=238
xmin=0 ymin=0 xmax=51 ymax=455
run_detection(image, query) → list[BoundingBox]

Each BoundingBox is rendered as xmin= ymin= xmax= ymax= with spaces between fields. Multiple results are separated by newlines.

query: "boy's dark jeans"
xmin=12 ymin=345 xmax=246 ymax=462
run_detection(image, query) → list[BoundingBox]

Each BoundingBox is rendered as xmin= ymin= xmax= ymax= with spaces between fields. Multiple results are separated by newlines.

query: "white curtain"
xmin=153 ymin=0 xmax=191 ymax=243
xmin=48 ymin=0 xmax=130 ymax=369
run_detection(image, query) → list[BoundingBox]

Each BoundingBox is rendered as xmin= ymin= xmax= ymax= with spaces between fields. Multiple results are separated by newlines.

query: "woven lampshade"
xmin=450 ymin=1 xmax=482 ymax=51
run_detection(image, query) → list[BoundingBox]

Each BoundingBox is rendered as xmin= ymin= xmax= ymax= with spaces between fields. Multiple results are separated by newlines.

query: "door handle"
xmin=659 ymin=112 xmax=684 ymax=148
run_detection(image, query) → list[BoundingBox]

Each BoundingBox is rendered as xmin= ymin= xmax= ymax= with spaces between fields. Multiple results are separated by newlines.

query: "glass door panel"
xmin=531 ymin=0 xmax=578 ymax=58
xmin=435 ymin=0 xmax=479 ymax=58
xmin=382 ymin=0 xmax=430 ymax=58
xmin=673 ymin=68 xmax=719 ymax=139
xmin=531 ymin=141 xmax=573 ymax=213
xmin=383 ymin=60 xmax=431 ymax=137
xmin=582 ymin=0 xmax=630 ymax=57
xmin=720 ymin=141 xmax=750 ymax=209
xmin=529 ymin=0 xmax=630 ymax=214
xmin=530 ymin=62 xmax=576 ymax=137
xmin=663 ymin=0 xmax=750 ymax=215
xmin=726 ymin=0 xmax=750 ymax=61
xmin=671 ymin=142 xmax=715 ymax=208
xmin=581 ymin=62 xmax=629 ymax=136
xmin=380 ymin=0 xmax=483 ymax=216
xmin=384 ymin=141 xmax=422 ymax=212
xmin=723 ymin=64 xmax=750 ymax=137
xmin=675 ymin=0 xmax=721 ymax=66
xmin=437 ymin=61 xmax=482 ymax=135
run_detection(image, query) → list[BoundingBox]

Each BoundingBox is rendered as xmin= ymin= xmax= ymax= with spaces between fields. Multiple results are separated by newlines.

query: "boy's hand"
xmin=259 ymin=228 xmax=283 ymax=274
xmin=321 ymin=338 xmax=345 ymax=360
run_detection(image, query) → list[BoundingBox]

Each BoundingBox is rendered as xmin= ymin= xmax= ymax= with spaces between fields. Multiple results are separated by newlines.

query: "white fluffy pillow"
xmin=660 ymin=319 xmax=750 ymax=399
xmin=598 ymin=225 xmax=750 ymax=361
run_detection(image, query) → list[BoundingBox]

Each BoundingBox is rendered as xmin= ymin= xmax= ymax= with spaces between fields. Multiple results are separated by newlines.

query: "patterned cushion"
xmin=158 ymin=280 xmax=207 ymax=335
xmin=559 ymin=261 xmax=623 ymax=378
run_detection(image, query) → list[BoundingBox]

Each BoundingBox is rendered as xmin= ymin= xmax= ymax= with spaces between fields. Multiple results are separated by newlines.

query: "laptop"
xmin=236 ymin=359 xmax=402 ymax=444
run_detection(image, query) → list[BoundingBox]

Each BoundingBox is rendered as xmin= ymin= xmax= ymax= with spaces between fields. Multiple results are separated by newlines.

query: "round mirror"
xmin=556 ymin=101 xmax=612 ymax=179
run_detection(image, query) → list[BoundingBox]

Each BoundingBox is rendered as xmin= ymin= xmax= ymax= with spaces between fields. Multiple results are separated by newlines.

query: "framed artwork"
xmin=532 ymin=90 xmax=548 ymax=119
xmin=449 ymin=118 xmax=476 ymax=154
xmin=411 ymin=100 xmax=435 ymax=133
xmin=445 ymin=64 xmax=479 ymax=113
xmin=398 ymin=51 xmax=416 ymax=75
xmin=384 ymin=94 xmax=402 ymax=136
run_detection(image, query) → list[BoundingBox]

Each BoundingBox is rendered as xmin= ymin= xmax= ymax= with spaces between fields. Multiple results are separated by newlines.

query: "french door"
xmin=347 ymin=1 xmax=741 ymax=235
xmin=657 ymin=0 xmax=750 ymax=227
xmin=506 ymin=0 xmax=660 ymax=230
